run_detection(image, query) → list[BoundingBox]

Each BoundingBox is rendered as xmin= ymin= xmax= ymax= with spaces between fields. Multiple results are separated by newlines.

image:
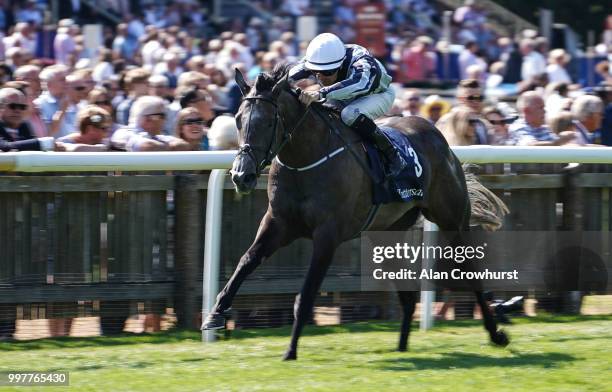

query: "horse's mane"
xmin=254 ymin=62 xmax=294 ymax=92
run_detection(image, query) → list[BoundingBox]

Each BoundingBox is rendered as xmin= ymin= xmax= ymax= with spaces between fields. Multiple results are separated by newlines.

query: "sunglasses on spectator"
xmin=73 ymin=86 xmax=87 ymax=91
xmin=488 ymin=118 xmax=513 ymax=125
xmin=408 ymin=97 xmax=420 ymax=102
xmin=6 ymin=103 xmax=28 ymax=111
xmin=314 ymin=68 xmax=339 ymax=76
xmin=182 ymin=118 xmax=205 ymax=125
xmin=94 ymin=100 xmax=111 ymax=106
xmin=468 ymin=118 xmax=480 ymax=125
xmin=146 ymin=112 xmax=166 ymax=119
xmin=466 ymin=95 xmax=483 ymax=102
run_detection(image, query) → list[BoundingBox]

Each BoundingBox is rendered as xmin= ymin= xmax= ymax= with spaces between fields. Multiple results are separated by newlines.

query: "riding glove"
xmin=299 ymin=90 xmax=322 ymax=106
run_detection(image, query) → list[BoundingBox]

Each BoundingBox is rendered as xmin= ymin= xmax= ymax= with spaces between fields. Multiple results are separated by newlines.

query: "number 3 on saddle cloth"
xmin=364 ymin=127 xmax=425 ymax=205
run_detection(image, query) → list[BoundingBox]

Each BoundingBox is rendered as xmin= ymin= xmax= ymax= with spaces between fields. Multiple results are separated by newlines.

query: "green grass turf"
xmin=0 ymin=315 xmax=610 ymax=392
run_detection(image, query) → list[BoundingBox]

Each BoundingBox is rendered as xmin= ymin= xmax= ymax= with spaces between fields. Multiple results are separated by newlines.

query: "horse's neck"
xmin=277 ymin=103 xmax=352 ymax=168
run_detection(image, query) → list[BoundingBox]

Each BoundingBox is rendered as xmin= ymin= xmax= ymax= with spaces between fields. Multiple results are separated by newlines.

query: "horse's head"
xmin=231 ymin=67 xmax=290 ymax=194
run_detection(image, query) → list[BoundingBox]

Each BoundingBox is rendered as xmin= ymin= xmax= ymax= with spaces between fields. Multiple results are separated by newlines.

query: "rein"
xmin=238 ymin=84 xmax=379 ymax=185
xmin=239 ymin=93 xmax=312 ymax=175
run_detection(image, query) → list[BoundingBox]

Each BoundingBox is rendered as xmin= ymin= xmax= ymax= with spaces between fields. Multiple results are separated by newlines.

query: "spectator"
xmin=401 ymin=89 xmax=422 ymax=117
xmin=0 ymin=87 xmax=35 ymax=141
xmin=208 ymin=115 xmax=240 ymax=150
xmin=421 ymin=95 xmax=450 ymax=124
xmin=186 ymin=55 xmax=206 ymax=73
xmin=436 ymin=107 xmax=481 ymax=146
xmin=458 ymin=41 xmax=480 ymax=80
xmin=5 ymin=22 xmax=35 ymax=56
xmin=482 ymin=106 xmax=511 ymax=145
xmin=13 ymin=64 xmax=40 ymax=96
xmin=148 ymin=74 xmax=171 ymax=102
xmin=92 ymin=48 xmax=114 ymax=83
xmin=174 ymin=107 xmax=208 ymax=150
xmin=35 ymin=64 xmax=69 ymax=137
xmin=112 ymin=23 xmax=133 ymax=61
xmin=158 ymin=51 xmax=182 ymax=88
xmin=46 ymin=72 xmax=89 ymax=137
xmin=53 ymin=20 xmax=77 ymax=66
xmin=179 ymin=88 xmax=215 ymax=126
xmin=87 ymin=87 xmax=121 ymax=133
xmin=486 ymin=61 xmax=505 ymax=89
xmin=0 ymin=86 xmax=54 ymax=150
xmin=593 ymin=82 xmax=612 ymax=146
xmin=4 ymin=79 xmax=45 ymax=137
xmin=453 ymin=0 xmax=479 ymax=26
xmin=571 ymin=94 xmax=604 ymax=145
xmin=546 ymin=49 xmax=572 ymax=84
xmin=177 ymin=71 xmax=210 ymax=90
xmin=508 ymin=91 xmax=573 ymax=146
xmin=111 ymin=95 xmax=188 ymax=151
xmin=456 ymin=79 xmax=488 ymax=144
xmin=56 ymin=105 xmax=111 ymax=151
xmin=398 ymin=36 xmax=436 ymax=83
xmin=519 ymin=38 xmax=546 ymax=82
xmin=544 ymin=82 xmax=570 ymax=122
xmin=5 ymin=47 xmax=28 ymax=71
xmin=116 ymin=68 xmax=151 ymax=125
xmin=547 ymin=110 xmax=576 ymax=135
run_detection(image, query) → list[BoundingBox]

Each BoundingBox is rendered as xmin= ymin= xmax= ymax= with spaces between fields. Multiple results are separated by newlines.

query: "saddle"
xmin=364 ymin=127 xmax=426 ymax=205
xmin=314 ymin=103 xmax=426 ymax=205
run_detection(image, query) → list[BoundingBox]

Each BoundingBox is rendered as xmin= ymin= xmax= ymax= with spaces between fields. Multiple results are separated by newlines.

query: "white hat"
xmin=305 ymin=33 xmax=346 ymax=71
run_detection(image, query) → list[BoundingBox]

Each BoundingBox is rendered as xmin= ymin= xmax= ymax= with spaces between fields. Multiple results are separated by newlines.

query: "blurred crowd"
xmin=0 ymin=0 xmax=611 ymax=153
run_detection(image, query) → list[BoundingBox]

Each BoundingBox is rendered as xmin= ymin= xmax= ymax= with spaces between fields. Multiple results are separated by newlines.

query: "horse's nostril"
xmin=243 ymin=173 xmax=256 ymax=185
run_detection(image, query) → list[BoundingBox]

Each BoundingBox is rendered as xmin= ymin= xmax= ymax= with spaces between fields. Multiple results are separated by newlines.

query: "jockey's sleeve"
xmin=319 ymin=56 xmax=381 ymax=101
xmin=288 ymin=62 xmax=312 ymax=81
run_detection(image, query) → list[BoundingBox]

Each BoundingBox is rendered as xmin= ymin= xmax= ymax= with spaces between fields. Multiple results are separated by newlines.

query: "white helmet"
xmin=304 ymin=33 xmax=346 ymax=71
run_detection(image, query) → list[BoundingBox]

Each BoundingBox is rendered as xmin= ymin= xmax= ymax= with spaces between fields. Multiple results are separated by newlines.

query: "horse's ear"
xmin=235 ymin=68 xmax=250 ymax=96
xmin=271 ymin=75 xmax=289 ymax=98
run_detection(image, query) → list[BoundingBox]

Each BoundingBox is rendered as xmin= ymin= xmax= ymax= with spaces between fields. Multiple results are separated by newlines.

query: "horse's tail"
xmin=463 ymin=164 xmax=509 ymax=231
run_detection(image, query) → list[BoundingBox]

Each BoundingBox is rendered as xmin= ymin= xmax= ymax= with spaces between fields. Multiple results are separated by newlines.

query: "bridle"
xmin=237 ymin=91 xmax=310 ymax=175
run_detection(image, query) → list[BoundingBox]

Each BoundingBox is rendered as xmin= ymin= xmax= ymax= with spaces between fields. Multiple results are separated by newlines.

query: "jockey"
xmin=288 ymin=33 xmax=407 ymax=176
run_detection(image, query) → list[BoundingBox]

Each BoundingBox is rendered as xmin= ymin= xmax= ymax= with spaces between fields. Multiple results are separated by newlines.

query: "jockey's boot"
xmin=352 ymin=114 xmax=407 ymax=177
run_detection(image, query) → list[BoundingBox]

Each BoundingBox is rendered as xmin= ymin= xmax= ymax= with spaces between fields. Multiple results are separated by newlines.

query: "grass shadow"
xmin=376 ymin=351 xmax=577 ymax=371
xmin=1 ymin=315 xmax=609 ymax=351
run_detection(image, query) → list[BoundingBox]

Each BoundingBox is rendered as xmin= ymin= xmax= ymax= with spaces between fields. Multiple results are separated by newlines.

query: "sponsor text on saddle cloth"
xmin=364 ymin=126 xmax=425 ymax=204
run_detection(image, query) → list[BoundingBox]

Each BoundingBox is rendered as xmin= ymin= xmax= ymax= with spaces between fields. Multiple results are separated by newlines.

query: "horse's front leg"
xmin=202 ymin=212 xmax=295 ymax=330
xmin=283 ymin=224 xmax=339 ymax=360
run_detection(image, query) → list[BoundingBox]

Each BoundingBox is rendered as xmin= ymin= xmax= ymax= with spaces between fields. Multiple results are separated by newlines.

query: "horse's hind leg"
xmin=397 ymin=291 xmax=417 ymax=351
xmin=423 ymin=190 xmax=509 ymax=346
xmin=202 ymin=212 xmax=295 ymax=330
xmin=475 ymin=291 xmax=509 ymax=346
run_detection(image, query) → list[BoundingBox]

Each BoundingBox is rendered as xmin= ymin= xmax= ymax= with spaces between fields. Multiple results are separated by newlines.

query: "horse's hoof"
xmin=282 ymin=351 xmax=297 ymax=361
xmin=397 ymin=345 xmax=408 ymax=352
xmin=201 ymin=313 xmax=226 ymax=330
xmin=492 ymin=330 xmax=510 ymax=347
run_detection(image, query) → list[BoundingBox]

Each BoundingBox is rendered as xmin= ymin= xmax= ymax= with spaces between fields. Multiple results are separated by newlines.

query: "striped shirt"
xmin=289 ymin=44 xmax=392 ymax=102
xmin=508 ymin=119 xmax=558 ymax=145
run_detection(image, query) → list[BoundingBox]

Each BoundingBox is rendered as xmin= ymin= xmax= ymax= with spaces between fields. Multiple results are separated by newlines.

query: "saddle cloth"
xmin=364 ymin=126 xmax=426 ymax=205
